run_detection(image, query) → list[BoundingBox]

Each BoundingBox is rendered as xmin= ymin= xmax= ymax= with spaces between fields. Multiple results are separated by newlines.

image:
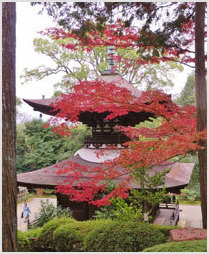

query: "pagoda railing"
xmin=84 ymin=133 xmax=130 ymax=148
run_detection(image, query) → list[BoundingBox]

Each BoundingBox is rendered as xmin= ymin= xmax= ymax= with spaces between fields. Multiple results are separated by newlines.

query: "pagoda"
xmin=17 ymin=47 xmax=194 ymax=221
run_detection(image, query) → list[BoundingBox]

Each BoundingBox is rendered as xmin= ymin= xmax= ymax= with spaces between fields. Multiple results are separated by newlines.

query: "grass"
xmin=177 ymin=200 xmax=201 ymax=206
xmin=143 ymin=239 xmax=207 ymax=252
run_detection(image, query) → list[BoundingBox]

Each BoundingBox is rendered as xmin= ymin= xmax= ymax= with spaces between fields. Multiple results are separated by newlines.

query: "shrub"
xmin=83 ymin=221 xmax=167 ymax=252
xmin=152 ymin=224 xmax=178 ymax=238
xmin=94 ymin=198 xmax=143 ymax=221
xmin=25 ymin=228 xmax=43 ymax=252
xmin=143 ymin=239 xmax=207 ymax=252
xmin=17 ymin=230 xmax=31 ymax=252
xmin=53 ymin=219 xmax=113 ymax=251
xmin=53 ymin=224 xmax=81 ymax=252
xmin=32 ymin=199 xmax=72 ymax=228
xmin=38 ymin=217 xmax=76 ymax=251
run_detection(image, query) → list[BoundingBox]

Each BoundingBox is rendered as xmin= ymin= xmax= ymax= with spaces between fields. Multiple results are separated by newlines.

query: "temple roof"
xmin=23 ymin=73 xmax=142 ymax=116
xmin=17 ymin=148 xmax=194 ymax=192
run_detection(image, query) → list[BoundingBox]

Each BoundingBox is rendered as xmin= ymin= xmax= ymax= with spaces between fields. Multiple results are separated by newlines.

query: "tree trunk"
xmin=2 ymin=2 xmax=17 ymax=251
xmin=195 ymin=2 xmax=207 ymax=229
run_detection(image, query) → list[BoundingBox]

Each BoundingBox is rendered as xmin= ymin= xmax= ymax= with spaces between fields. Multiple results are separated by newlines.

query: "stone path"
xmin=17 ymin=197 xmax=57 ymax=232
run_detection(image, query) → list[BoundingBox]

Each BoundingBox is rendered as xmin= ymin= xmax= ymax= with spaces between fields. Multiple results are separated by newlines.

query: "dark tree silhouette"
xmin=2 ymin=2 xmax=17 ymax=251
xmin=195 ymin=2 xmax=207 ymax=229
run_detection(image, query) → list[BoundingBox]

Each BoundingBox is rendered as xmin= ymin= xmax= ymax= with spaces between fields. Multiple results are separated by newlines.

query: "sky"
xmin=16 ymin=2 xmax=193 ymax=123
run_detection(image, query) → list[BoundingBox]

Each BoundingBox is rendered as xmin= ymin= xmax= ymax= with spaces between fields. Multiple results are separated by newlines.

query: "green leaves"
xmin=16 ymin=120 xmax=90 ymax=172
xmin=32 ymin=199 xmax=72 ymax=228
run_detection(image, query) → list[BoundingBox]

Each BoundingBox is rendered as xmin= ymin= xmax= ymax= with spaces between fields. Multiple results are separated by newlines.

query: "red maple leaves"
xmin=40 ymin=18 xmax=206 ymax=206
xmin=45 ymin=80 xmax=206 ymax=207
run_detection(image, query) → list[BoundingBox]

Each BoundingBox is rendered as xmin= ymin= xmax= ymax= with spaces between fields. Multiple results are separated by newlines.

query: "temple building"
xmin=17 ymin=49 xmax=194 ymax=222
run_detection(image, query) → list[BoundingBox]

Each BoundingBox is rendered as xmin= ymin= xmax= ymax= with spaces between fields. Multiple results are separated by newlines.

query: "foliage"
xmin=25 ymin=228 xmax=43 ymax=252
xmin=177 ymin=154 xmax=200 ymax=200
xmin=30 ymin=2 xmax=206 ymax=228
xmin=54 ymin=218 xmax=114 ymax=251
xmin=176 ymin=72 xmax=196 ymax=106
xmin=21 ymin=36 xmax=183 ymax=94
xmin=53 ymin=224 xmax=80 ymax=252
xmin=18 ymin=218 xmax=177 ymax=252
xmin=16 ymin=124 xmax=31 ymax=172
xmin=32 ymin=199 xmax=72 ymax=228
xmin=32 ymin=2 xmax=199 ymax=68
xmin=39 ymin=217 xmax=112 ymax=252
xmin=94 ymin=197 xmax=143 ymax=221
xmin=17 ymin=230 xmax=31 ymax=252
xmin=181 ymin=188 xmax=200 ymax=201
xmin=38 ymin=217 xmax=75 ymax=251
xmin=16 ymin=119 xmax=90 ymax=172
xmin=143 ymin=240 xmax=207 ymax=252
xmin=83 ymin=221 xmax=167 ymax=252
xmin=152 ymin=224 xmax=178 ymax=238
xmin=51 ymin=84 xmax=206 ymax=207
xmin=94 ymin=181 xmax=167 ymax=221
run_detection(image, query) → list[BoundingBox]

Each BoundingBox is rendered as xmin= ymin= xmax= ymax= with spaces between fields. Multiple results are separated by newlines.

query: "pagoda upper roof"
xmin=17 ymin=148 xmax=194 ymax=192
xmin=23 ymin=72 xmax=142 ymax=117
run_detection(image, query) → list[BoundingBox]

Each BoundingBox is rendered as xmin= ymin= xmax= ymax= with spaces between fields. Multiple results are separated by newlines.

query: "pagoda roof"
xmin=23 ymin=73 xmax=142 ymax=117
xmin=17 ymin=148 xmax=194 ymax=193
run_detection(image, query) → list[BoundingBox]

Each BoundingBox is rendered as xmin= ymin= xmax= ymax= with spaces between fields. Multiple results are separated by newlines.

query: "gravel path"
xmin=179 ymin=205 xmax=202 ymax=228
xmin=17 ymin=197 xmax=57 ymax=232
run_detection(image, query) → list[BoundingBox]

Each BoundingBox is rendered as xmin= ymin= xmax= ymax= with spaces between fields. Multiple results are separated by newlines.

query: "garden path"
xmin=179 ymin=204 xmax=202 ymax=228
xmin=17 ymin=198 xmax=202 ymax=232
xmin=17 ymin=197 xmax=57 ymax=232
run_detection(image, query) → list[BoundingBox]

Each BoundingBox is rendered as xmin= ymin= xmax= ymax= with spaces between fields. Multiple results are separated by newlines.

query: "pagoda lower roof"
xmin=17 ymin=148 xmax=194 ymax=192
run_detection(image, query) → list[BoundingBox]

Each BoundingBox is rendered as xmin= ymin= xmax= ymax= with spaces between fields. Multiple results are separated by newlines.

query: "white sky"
xmin=16 ymin=2 xmax=192 ymax=122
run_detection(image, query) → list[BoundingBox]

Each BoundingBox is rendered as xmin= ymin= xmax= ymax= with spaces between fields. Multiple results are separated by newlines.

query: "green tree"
xmin=16 ymin=119 xmax=90 ymax=172
xmin=176 ymin=72 xmax=196 ymax=106
xmin=21 ymin=36 xmax=183 ymax=94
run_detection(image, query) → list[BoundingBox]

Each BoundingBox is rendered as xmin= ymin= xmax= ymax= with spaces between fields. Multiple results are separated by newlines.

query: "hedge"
xmin=38 ymin=217 xmax=76 ymax=251
xmin=25 ymin=227 xmax=43 ymax=252
xmin=143 ymin=239 xmax=207 ymax=252
xmin=83 ymin=221 xmax=168 ymax=252
xmin=53 ymin=218 xmax=113 ymax=252
xmin=53 ymin=224 xmax=81 ymax=252
xmin=17 ymin=230 xmax=31 ymax=252
xmin=18 ymin=218 xmax=177 ymax=252
xmin=152 ymin=224 xmax=178 ymax=238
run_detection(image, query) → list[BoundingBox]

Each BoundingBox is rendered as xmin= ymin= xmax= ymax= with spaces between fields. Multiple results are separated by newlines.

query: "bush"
xmin=38 ymin=217 xmax=76 ymax=251
xmin=53 ymin=224 xmax=81 ymax=252
xmin=32 ymin=199 xmax=72 ymax=228
xmin=94 ymin=198 xmax=143 ymax=221
xmin=83 ymin=221 xmax=167 ymax=252
xmin=53 ymin=219 xmax=113 ymax=251
xmin=17 ymin=230 xmax=31 ymax=252
xmin=25 ymin=228 xmax=43 ymax=252
xmin=152 ymin=224 xmax=178 ymax=238
xmin=143 ymin=239 xmax=207 ymax=252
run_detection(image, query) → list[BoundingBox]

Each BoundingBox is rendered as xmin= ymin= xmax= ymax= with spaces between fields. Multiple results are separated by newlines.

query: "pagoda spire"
xmin=103 ymin=16 xmax=117 ymax=74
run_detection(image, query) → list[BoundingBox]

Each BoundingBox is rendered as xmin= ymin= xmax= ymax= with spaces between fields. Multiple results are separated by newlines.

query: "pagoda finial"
xmin=102 ymin=15 xmax=117 ymax=75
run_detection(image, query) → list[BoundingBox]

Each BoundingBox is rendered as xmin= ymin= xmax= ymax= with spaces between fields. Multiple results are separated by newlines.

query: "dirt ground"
xmin=17 ymin=197 xmax=57 ymax=232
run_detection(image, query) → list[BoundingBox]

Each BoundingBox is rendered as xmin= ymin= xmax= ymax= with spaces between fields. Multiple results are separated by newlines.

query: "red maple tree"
xmin=41 ymin=10 xmax=206 ymax=209
xmin=44 ymin=80 xmax=206 ymax=207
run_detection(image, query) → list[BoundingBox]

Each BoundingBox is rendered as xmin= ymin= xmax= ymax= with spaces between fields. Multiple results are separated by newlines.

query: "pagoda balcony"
xmin=84 ymin=133 xmax=130 ymax=148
